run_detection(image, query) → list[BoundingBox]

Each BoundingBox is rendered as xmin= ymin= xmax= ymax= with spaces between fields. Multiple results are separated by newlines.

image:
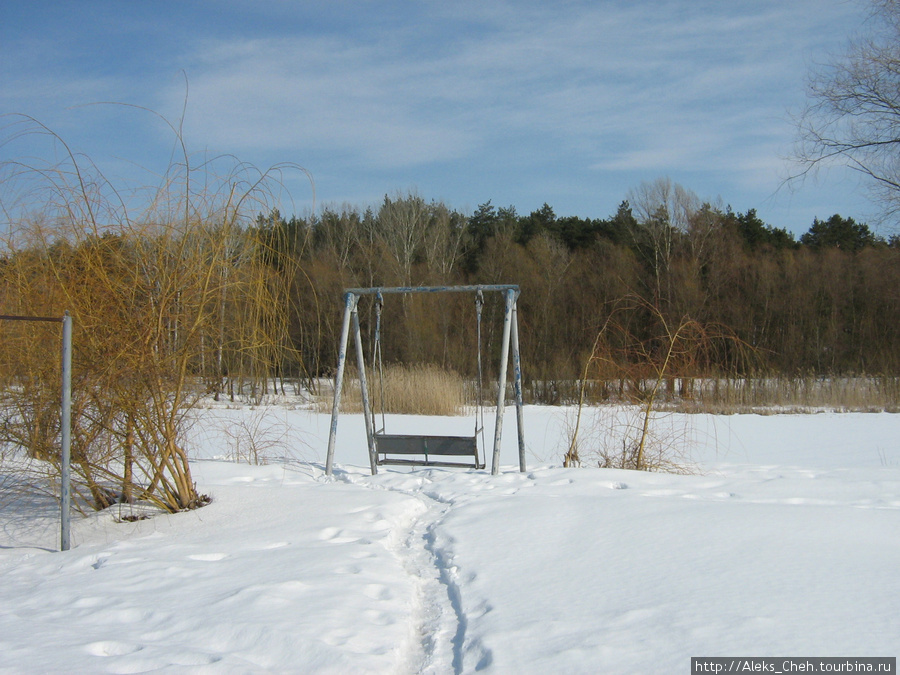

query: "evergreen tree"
xmin=800 ymin=214 xmax=879 ymax=251
xmin=732 ymin=209 xmax=796 ymax=250
xmin=517 ymin=203 xmax=555 ymax=244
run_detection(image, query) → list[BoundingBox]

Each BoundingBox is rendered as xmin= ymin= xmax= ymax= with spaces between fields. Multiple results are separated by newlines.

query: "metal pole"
xmin=344 ymin=284 xmax=519 ymax=296
xmin=352 ymin=307 xmax=378 ymax=475
xmin=510 ymin=297 xmax=526 ymax=473
xmin=60 ymin=312 xmax=72 ymax=551
xmin=491 ymin=288 xmax=515 ymax=475
xmin=326 ymin=293 xmax=355 ymax=476
xmin=0 ymin=314 xmax=73 ymax=549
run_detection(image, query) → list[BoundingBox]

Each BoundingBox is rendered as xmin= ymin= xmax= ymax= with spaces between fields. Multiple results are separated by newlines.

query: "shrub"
xmin=566 ymin=295 xmax=753 ymax=471
xmin=0 ymin=111 xmax=311 ymax=513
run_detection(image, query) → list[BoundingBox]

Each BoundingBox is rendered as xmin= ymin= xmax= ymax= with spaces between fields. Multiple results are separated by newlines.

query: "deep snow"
xmin=1 ymin=404 xmax=898 ymax=673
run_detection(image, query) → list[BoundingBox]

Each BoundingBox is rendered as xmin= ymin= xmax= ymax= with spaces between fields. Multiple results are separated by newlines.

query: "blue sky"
xmin=0 ymin=0 xmax=879 ymax=235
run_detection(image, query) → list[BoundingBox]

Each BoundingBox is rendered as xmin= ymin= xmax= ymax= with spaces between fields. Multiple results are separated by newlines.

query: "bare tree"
xmin=626 ymin=177 xmax=701 ymax=306
xmin=317 ymin=205 xmax=361 ymax=271
xmin=375 ymin=190 xmax=430 ymax=286
xmin=422 ymin=201 xmax=467 ymax=283
xmin=794 ymin=0 xmax=900 ymax=220
xmin=565 ymin=295 xmax=753 ymax=472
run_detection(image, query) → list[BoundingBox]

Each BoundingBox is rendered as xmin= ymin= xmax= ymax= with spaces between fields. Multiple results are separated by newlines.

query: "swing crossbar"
xmin=375 ymin=433 xmax=484 ymax=469
xmin=345 ymin=284 xmax=519 ymax=297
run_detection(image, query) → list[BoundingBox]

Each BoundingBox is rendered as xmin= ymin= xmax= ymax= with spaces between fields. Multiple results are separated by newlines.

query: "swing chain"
xmin=371 ymin=288 xmax=487 ymax=468
xmin=475 ymin=290 xmax=486 ymax=448
xmin=373 ymin=292 xmax=386 ymax=435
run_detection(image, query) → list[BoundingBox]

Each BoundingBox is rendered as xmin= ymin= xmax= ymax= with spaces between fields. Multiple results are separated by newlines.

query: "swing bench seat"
xmin=374 ymin=433 xmax=485 ymax=469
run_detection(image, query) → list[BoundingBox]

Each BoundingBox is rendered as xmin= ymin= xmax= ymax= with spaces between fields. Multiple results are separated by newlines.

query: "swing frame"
xmin=324 ymin=285 xmax=526 ymax=476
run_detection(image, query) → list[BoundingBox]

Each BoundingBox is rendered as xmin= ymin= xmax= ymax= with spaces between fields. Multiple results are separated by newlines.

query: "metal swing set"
xmin=325 ymin=285 xmax=526 ymax=476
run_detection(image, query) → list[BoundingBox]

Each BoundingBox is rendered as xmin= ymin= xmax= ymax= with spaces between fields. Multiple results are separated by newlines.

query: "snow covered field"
xmin=1 ymin=404 xmax=898 ymax=673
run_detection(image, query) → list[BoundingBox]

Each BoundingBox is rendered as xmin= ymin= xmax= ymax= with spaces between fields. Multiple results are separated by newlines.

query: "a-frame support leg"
xmin=490 ymin=288 xmax=526 ymax=475
xmin=352 ymin=305 xmax=378 ymax=475
xmin=326 ymin=293 xmax=354 ymax=476
xmin=511 ymin=296 xmax=526 ymax=473
xmin=491 ymin=289 xmax=514 ymax=474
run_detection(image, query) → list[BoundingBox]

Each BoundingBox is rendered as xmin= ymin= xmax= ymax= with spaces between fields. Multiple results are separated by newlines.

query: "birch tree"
xmin=795 ymin=0 xmax=900 ymax=220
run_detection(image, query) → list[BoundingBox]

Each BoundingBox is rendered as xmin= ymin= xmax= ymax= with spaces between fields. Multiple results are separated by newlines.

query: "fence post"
xmin=0 ymin=312 xmax=74 ymax=551
xmin=60 ymin=312 xmax=72 ymax=551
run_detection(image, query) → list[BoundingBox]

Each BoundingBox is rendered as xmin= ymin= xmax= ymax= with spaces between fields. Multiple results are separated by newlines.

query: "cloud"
xmin=170 ymin=36 xmax=480 ymax=168
xmin=2 ymin=0 xmax=872 ymax=226
xmin=167 ymin=0 xmax=863 ymax=186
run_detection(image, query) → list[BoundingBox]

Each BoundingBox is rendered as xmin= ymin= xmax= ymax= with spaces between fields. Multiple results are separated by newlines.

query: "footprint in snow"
xmin=259 ymin=541 xmax=289 ymax=550
xmin=188 ymin=553 xmax=228 ymax=562
xmin=85 ymin=641 xmax=143 ymax=657
xmin=349 ymin=550 xmax=378 ymax=560
xmin=318 ymin=527 xmax=360 ymax=544
xmin=364 ymin=609 xmax=395 ymax=626
xmin=363 ymin=583 xmax=393 ymax=600
xmin=333 ymin=564 xmax=362 ymax=575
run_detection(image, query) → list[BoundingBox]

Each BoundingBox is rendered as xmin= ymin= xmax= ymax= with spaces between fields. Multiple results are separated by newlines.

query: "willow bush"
xmin=565 ymin=295 xmax=755 ymax=472
xmin=0 ymin=112 xmax=313 ymax=513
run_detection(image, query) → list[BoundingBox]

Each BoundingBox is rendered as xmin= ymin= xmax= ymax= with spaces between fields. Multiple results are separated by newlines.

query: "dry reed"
xmin=322 ymin=363 xmax=466 ymax=416
xmin=654 ymin=376 xmax=900 ymax=414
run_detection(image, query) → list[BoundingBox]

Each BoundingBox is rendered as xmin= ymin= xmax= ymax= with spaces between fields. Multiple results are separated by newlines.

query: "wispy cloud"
xmin=173 ymin=37 xmax=479 ymax=167
xmin=173 ymin=1 xmax=862 ymax=177
xmin=1 ymin=0 xmax=874 ymax=227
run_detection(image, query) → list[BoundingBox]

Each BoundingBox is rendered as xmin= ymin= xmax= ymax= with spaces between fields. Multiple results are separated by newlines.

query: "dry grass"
xmin=218 ymin=407 xmax=307 ymax=465
xmin=655 ymin=376 xmax=900 ymax=414
xmin=532 ymin=376 xmax=900 ymax=413
xmin=321 ymin=363 xmax=467 ymax=416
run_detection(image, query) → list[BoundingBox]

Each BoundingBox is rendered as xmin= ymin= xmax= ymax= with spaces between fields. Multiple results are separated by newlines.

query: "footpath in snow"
xmin=0 ymin=406 xmax=898 ymax=673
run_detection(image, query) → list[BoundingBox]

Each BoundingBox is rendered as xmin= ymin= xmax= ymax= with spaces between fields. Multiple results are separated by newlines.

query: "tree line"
xmin=5 ymin=178 xmax=897 ymax=404
xmin=255 ymin=181 xmax=900 ymax=387
xmin=3 ymin=161 xmax=898 ymax=511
